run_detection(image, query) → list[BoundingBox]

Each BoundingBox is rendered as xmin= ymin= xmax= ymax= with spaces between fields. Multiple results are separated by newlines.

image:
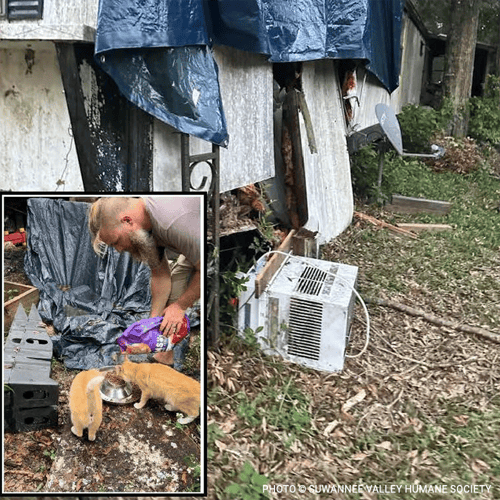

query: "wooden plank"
xmin=385 ymin=195 xmax=452 ymax=215
xmin=396 ymin=223 xmax=453 ymax=233
xmin=255 ymin=230 xmax=296 ymax=298
xmin=4 ymin=281 xmax=39 ymax=332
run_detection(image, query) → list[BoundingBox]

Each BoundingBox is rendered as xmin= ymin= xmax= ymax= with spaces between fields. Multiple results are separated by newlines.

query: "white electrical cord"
xmin=254 ymin=250 xmax=371 ymax=359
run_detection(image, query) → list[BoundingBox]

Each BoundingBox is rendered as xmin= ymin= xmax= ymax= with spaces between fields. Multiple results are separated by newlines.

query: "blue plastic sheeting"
xmin=95 ymin=0 xmax=403 ymax=145
xmin=205 ymin=0 xmax=404 ymax=92
xmin=96 ymin=46 xmax=229 ymax=147
xmin=24 ymin=198 xmax=152 ymax=370
xmin=95 ymin=0 xmax=229 ymax=146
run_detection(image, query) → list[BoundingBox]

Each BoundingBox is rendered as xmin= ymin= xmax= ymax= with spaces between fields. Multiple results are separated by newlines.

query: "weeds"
xmin=224 ymin=461 xmax=270 ymax=500
xmin=184 ymin=453 xmax=201 ymax=492
xmin=235 ymin=376 xmax=313 ymax=446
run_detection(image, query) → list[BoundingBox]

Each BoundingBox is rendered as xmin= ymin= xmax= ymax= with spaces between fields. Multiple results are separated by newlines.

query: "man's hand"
xmin=159 ymin=302 xmax=186 ymax=343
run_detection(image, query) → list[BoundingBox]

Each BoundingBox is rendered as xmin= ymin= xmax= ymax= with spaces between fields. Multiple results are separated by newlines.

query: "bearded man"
xmin=88 ymin=196 xmax=201 ymax=369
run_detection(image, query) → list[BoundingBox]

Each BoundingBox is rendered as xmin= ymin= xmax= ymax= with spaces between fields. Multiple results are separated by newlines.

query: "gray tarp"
xmin=24 ymin=198 xmax=152 ymax=370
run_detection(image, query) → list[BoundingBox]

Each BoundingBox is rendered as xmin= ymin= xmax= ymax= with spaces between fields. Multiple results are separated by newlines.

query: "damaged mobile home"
xmin=1 ymin=0 xmax=495 ymax=242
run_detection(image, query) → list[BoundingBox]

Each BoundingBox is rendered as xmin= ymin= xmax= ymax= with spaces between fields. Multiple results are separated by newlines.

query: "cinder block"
xmin=9 ymin=405 xmax=58 ymax=433
xmin=3 ymin=303 xmax=59 ymax=433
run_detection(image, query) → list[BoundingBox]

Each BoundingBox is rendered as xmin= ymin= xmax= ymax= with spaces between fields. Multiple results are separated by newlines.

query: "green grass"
xmin=345 ymin=159 xmax=500 ymax=329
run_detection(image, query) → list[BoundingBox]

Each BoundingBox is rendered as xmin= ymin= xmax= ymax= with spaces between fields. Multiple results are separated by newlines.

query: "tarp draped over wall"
xmin=94 ymin=0 xmax=229 ymax=147
xmin=205 ymin=0 xmax=404 ymax=93
xmin=94 ymin=0 xmax=404 ymax=145
xmin=24 ymin=198 xmax=152 ymax=370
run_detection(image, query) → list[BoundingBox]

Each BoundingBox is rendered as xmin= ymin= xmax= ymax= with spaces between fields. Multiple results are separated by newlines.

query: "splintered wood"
xmin=353 ymin=211 xmax=418 ymax=239
xmin=254 ymin=229 xmax=296 ymax=298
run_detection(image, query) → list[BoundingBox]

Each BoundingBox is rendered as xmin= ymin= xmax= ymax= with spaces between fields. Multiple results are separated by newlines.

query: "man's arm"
xmin=160 ymin=261 xmax=201 ymax=336
xmin=150 ymin=258 xmax=172 ymax=318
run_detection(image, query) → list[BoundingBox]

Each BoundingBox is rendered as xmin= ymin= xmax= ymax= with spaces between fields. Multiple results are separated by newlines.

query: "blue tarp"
xmin=95 ymin=0 xmax=404 ymax=145
xmin=205 ymin=0 xmax=404 ymax=92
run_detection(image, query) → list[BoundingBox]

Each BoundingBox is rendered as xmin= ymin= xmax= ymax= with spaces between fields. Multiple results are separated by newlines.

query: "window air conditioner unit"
xmin=238 ymin=254 xmax=358 ymax=372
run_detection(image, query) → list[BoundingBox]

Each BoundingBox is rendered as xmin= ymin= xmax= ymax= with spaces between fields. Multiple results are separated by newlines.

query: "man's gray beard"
xmin=128 ymin=229 xmax=162 ymax=269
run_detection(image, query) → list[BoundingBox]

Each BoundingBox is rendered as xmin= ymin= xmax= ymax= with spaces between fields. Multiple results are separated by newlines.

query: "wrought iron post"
xmin=181 ymin=133 xmax=220 ymax=348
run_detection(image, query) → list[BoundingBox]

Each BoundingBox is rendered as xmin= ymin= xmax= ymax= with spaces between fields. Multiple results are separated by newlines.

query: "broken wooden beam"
xmin=354 ymin=211 xmax=418 ymax=239
xmin=292 ymin=227 xmax=318 ymax=258
xmin=385 ymin=195 xmax=452 ymax=215
xmin=255 ymin=229 xmax=296 ymax=298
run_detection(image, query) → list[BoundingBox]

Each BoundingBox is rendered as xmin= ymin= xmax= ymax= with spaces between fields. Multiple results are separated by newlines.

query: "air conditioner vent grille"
xmin=294 ymin=265 xmax=328 ymax=296
xmin=287 ymin=296 xmax=323 ymax=360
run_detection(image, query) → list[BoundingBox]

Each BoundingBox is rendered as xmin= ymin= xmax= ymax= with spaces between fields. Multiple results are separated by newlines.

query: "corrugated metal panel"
xmin=191 ymin=46 xmax=274 ymax=192
xmin=347 ymin=67 xmax=392 ymax=132
xmin=153 ymin=46 xmax=274 ymax=193
xmin=299 ymin=60 xmax=354 ymax=245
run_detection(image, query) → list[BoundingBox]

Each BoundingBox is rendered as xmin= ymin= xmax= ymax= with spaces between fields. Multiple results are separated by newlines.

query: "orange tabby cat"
xmin=115 ymin=358 xmax=200 ymax=424
xmin=69 ymin=369 xmax=105 ymax=441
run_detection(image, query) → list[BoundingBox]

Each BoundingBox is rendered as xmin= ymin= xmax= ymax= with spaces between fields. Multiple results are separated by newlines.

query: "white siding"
xmin=153 ymin=46 xmax=274 ymax=193
xmin=0 ymin=0 xmax=97 ymax=41
xmin=0 ymin=41 xmax=84 ymax=191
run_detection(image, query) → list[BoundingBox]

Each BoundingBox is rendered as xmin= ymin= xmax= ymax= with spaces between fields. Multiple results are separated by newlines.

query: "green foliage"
xmin=350 ymin=144 xmax=384 ymax=202
xmin=183 ymin=454 xmax=201 ymax=492
xmin=43 ymin=449 xmax=56 ymax=460
xmin=224 ymin=461 xmax=270 ymax=500
xmin=219 ymin=269 xmax=249 ymax=327
xmin=235 ymin=376 xmax=314 ymax=445
xmin=5 ymin=288 xmax=19 ymax=300
xmin=469 ymin=75 xmax=500 ymax=145
xmin=398 ymin=101 xmax=452 ymax=152
xmin=207 ymin=422 xmax=225 ymax=460
xmin=242 ymin=326 xmax=264 ymax=351
xmin=351 ymin=102 xmax=455 ymax=202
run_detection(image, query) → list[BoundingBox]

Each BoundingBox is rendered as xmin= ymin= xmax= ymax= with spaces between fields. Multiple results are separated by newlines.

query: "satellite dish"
xmin=375 ymin=103 xmax=403 ymax=155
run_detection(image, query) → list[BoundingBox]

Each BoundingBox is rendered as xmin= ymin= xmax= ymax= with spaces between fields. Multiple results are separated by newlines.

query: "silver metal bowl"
xmin=98 ymin=366 xmax=138 ymax=405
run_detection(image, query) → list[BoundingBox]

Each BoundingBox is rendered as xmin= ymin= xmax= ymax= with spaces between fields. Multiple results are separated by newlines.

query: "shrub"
xmin=397 ymin=100 xmax=452 ymax=152
xmin=468 ymin=75 xmax=500 ymax=145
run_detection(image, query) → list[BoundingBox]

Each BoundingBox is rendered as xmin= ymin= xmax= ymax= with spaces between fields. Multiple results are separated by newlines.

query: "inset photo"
xmin=3 ymin=194 xmax=206 ymax=495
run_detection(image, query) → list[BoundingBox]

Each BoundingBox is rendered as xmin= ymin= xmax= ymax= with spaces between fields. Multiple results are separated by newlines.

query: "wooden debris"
xmin=396 ymin=223 xmax=453 ymax=233
xmin=354 ymin=211 xmax=418 ymax=239
xmin=292 ymin=227 xmax=318 ymax=257
xmin=255 ymin=230 xmax=296 ymax=298
xmin=385 ymin=194 xmax=452 ymax=215
xmin=364 ymin=296 xmax=500 ymax=344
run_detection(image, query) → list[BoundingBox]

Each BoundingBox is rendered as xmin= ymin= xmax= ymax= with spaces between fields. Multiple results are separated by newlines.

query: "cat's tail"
xmin=86 ymin=374 xmax=105 ymax=394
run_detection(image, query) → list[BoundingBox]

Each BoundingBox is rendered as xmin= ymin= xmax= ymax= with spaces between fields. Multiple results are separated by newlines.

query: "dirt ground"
xmin=3 ymin=245 xmax=201 ymax=494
